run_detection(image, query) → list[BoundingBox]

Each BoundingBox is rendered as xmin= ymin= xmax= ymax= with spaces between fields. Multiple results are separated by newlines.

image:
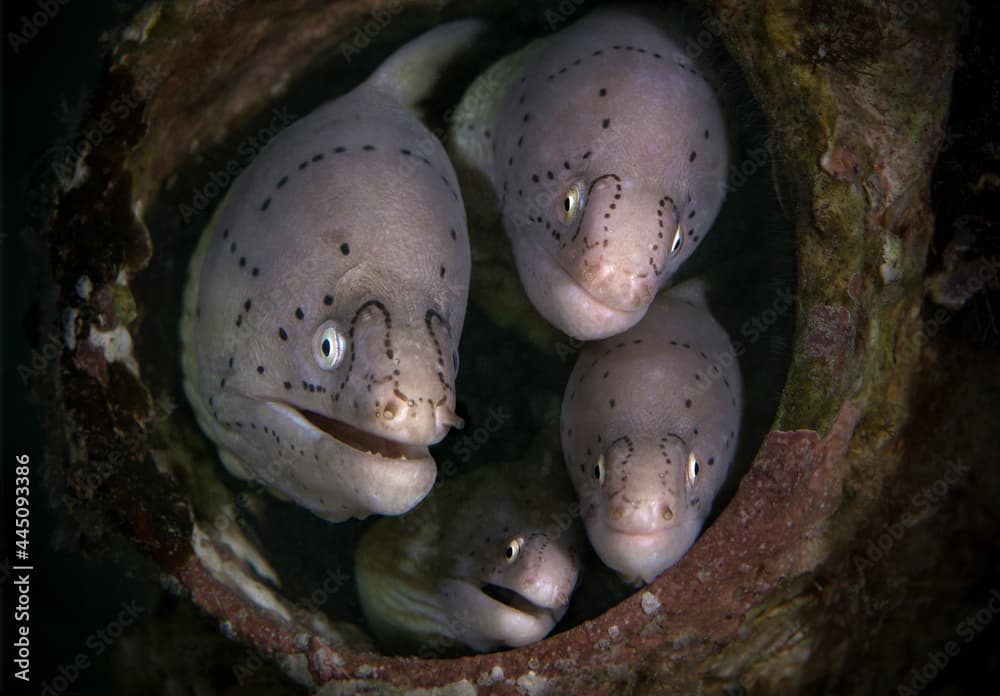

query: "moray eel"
xmin=451 ymin=7 xmax=730 ymax=340
xmin=561 ymin=280 xmax=742 ymax=584
xmin=355 ymin=456 xmax=583 ymax=654
xmin=180 ymin=21 xmax=483 ymax=522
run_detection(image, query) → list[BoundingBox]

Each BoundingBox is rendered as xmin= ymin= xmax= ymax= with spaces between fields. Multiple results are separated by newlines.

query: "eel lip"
xmin=276 ymin=402 xmax=430 ymax=461
xmin=439 ymin=578 xmax=561 ymax=650
xmin=569 ymin=261 xmax=653 ymax=314
xmin=522 ymin=239 xmax=648 ymax=339
xmin=602 ymin=512 xmax=702 ymax=537
xmin=480 ymin=582 xmax=561 ymax=622
xmin=526 ymin=229 xmax=652 ymax=315
xmin=549 ymin=252 xmax=623 ymax=314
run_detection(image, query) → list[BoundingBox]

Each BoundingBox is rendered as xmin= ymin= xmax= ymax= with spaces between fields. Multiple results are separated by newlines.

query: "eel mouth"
xmin=589 ymin=518 xmax=705 ymax=583
xmin=522 ymin=239 xmax=649 ymax=337
xmin=480 ymin=582 xmax=559 ymax=620
xmin=439 ymin=578 xmax=562 ymax=650
xmin=551 ymin=250 xmax=633 ymax=315
xmin=568 ymin=259 xmax=658 ymax=314
xmin=285 ymin=403 xmax=429 ymax=461
xmin=601 ymin=509 xmax=703 ymax=537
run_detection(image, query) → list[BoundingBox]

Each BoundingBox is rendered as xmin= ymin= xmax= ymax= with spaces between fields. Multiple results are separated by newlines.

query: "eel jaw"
xmin=296 ymin=405 xmax=431 ymax=460
xmin=586 ymin=518 xmax=705 ymax=585
xmin=513 ymin=236 xmax=648 ymax=341
xmin=438 ymin=578 xmax=564 ymax=652
xmin=259 ymin=400 xmax=437 ymax=520
xmin=481 ymin=582 xmax=566 ymax=620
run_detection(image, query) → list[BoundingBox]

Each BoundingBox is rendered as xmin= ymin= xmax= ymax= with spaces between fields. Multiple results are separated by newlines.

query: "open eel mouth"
xmin=482 ymin=584 xmax=541 ymax=615
xmin=276 ymin=402 xmax=431 ymax=461
xmin=479 ymin=581 xmax=564 ymax=623
xmin=441 ymin=578 xmax=561 ymax=649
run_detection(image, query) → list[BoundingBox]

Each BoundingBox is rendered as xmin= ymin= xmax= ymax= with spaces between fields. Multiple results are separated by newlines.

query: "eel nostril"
xmin=436 ymin=405 xmax=464 ymax=430
xmin=379 ymin=395 xmax=406 ymax=422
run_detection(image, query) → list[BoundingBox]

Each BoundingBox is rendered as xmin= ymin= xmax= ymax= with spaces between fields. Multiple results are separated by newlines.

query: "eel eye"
xmin=504 ymin=537 xmax=523 ymax=563
xmin=558 ymin=180 xmax=586 ymax=224
xmin=669 ymin=223 xmax=683 ymax=255
xmin=594 ymin=453 xmax=606 ymax=486
xmin=687 ymin=451 xmax=700 ymax=485
xmin=314 ymin=322 xmax=345 ymax=370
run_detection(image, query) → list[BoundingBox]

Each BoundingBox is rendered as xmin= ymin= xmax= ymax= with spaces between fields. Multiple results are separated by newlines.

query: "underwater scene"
xmin=4 ymin=0 xmax=998 ymax=693
xmin=158 ymin=0 xmax=794 ymax=658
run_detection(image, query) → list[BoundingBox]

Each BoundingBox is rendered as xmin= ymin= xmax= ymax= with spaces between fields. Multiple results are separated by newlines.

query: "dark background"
xmin=3 ymin=2 xmax=184 ymax=694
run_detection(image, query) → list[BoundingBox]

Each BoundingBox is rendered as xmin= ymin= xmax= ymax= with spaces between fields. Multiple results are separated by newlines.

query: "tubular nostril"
xmin=379 ymin=396 xmax=406 ymax=422
xmin=436 ymin=405 xmax=464 ymax=430
xmin=368 ymin=380 xmax=456 ymax=445
xmin=608 ymin=497 xmax=677 ymax=532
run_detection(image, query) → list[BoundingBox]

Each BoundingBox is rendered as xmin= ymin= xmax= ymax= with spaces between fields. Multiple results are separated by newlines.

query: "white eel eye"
xmin=669 ymin=223 xmax=683 ymax=256
xmin=687 ymin=450 xmax=700 ymax=486
xmin=594 ymin=453 xmax=606 ymax=486
xmin=504 ymin=537 xmax=523 ymax=563
xmin=314 ymin=322 xmax=346 ymax=370
xmin=558 ymin=180 xmax=586 ymax=224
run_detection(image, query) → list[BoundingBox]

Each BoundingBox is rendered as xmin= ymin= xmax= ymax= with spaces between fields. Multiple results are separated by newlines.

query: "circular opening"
xmin=139 ymin=0 xmax=795 ymax=662
xmin=40 ymin=0 xmax=992 ymax=690
xmin=56 ymin=0 xmax=952 ymax=691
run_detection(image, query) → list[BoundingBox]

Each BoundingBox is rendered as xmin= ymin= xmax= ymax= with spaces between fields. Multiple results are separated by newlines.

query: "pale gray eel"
xmin=180 ymin=21 xmax=483 ymax=522
xmin=561 ymin=279 xmax=742 ymax=583
xmin=451 ymin=8 xmax=730 ymax=340
xmin=355 ymin=456 xmax=583 ymax=654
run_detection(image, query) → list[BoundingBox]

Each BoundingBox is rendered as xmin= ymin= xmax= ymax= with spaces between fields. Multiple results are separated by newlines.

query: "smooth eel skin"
xmin=180 ymin=22 xmax=483 ymax=521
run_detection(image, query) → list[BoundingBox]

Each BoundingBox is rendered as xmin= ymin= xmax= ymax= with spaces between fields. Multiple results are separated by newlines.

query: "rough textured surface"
xmin=39 ymin=0 xmax=999 ymax=694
